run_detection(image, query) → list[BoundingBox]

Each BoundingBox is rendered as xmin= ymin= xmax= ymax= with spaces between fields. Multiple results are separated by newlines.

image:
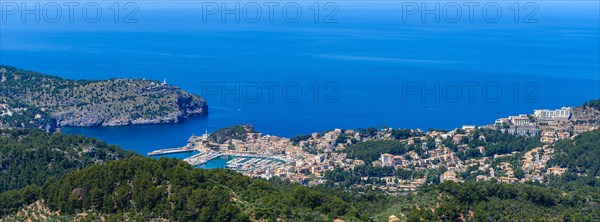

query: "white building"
xmin=534 ymin=107 xmax=571 ymax=120
xmin=462 ymin=125 xmax=476 ymax=131
xmin=380 ymin=153 xmax=395 ymax=167
xmin=509 ymin=115 xmax=531 ymax=126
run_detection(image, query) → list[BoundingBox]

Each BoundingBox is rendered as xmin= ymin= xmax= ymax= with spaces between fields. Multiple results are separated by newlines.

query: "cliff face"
xmin=0 ymin=66 xmax=207 ymax=128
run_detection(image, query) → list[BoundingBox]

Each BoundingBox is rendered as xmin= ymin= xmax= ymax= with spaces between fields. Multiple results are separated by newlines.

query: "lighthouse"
xmin=162 ymin=78 xmax=167 ymax=85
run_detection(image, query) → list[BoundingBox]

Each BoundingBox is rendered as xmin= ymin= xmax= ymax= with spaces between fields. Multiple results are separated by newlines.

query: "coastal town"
xmin=1 ymin=1 xmax=598 ymax=218
xmin=148 ymin=103 xmax=600 ymax=194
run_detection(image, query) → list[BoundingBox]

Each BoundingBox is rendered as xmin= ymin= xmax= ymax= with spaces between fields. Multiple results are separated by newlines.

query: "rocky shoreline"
xmin=52 ymin=105 xmax=208 ymax=127
xmin=51 ymin=95 xmax=208 ymax=127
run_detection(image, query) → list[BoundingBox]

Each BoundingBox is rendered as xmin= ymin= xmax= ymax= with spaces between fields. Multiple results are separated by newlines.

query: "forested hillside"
xmin=209 ymin=124 xmax=257 ymax=144
xmin=344 ymin=140 xmax=408 ymax=164
xmin=549 ymin=129 xmax=600 ymax=176
xmin=0 ymin=101 xmax=55 ymax=131
xmin=0 ymin=129 xmax=136 ymax=192
xmin=398 ymin=181 xmax=600 ymax=221
xmin=1 ymin=157 xmax=391 ymax=221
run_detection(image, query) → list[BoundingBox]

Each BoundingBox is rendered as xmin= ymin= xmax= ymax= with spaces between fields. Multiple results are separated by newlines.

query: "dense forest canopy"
xmin=403 ymin=181 xmax=600 ymax=221
xmin=1 ymin=157 xmax=391 ymax=221
xmin=0 ymin=129 xmax=136 ymax=192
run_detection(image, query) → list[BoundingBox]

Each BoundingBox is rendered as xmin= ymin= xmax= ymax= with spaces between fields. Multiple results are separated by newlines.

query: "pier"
xmin=183 ymin=152 xmax=222 ymax=166
xmin=147 ymin=147 xmax=194 ymax=156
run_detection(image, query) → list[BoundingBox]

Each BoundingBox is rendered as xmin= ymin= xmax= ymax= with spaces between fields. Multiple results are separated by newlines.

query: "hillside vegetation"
xmin=398 ymin=181 xmax=600 ymax=221
xmin=548 ymin=128 xmax=600 ymax=179
xmin=209 ymin=124 xmax=257 ymax=144
xmin=0 ymin=129 xmax=136 ymax=193
xmin=0 ymin=66 xmax=207 ymax=128
xmin=1 ymin=157 xmax=390 ymax=221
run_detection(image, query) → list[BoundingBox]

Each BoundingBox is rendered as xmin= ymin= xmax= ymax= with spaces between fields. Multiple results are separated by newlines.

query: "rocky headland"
xmin=0 ymin=66 xmax=207 ymax=130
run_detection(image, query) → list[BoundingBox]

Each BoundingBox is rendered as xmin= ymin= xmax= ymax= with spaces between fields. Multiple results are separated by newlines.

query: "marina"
xmin=225 ymin=157 xmax=285 ymax=173
xmin=225 ymin=157 xmax=247 ymax=168
xmin=181 ymin=152 xmax=287 ymax=173
xmin=146 ymin=128 xmax=290 ymax=178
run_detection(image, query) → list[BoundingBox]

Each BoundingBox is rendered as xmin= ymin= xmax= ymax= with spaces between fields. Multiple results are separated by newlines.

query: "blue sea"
xmin=1 ymin=1 xmax=599 ymax=156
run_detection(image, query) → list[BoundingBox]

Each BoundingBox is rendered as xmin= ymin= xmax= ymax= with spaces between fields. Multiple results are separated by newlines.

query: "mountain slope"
xmin=0 ymin=129 xmax=136 ymax=193
xmin=1 ymin=157 xmax=389 ymax=221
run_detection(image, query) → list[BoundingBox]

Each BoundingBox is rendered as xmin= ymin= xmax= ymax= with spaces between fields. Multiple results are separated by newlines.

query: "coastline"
xmin=0 ymin=66 xmax=208 ymax=131
xmin=144 ymin=99 xmax=599 ymax=186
